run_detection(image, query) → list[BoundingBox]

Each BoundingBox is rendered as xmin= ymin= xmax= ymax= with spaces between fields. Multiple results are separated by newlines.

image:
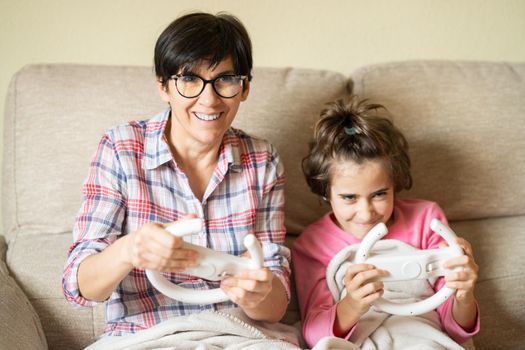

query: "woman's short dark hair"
xmin=302 ymin=96 xmax=412 ymax=198
xmin=154 ymin=12 xmax=253 ymax=89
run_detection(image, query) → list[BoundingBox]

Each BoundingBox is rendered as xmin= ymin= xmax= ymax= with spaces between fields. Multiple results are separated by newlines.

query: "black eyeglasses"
xmin=170 ymin=74 xmax=247 ymax=99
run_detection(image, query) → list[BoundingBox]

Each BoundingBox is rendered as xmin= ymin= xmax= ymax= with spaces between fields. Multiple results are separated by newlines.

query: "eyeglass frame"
xmin=169 ymin=74 xmax=248 ymax=99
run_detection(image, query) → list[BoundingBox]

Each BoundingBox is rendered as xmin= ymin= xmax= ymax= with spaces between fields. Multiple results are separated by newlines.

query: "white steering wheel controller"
xmin=353 ymin=218 xmax=463 ymax=316
xmin=145 ymin=218 xmax=264 ymax=304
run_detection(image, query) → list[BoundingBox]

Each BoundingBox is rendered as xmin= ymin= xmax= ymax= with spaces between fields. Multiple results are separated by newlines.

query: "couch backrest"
xmin=2 ymin=64 xmax=347 ymax=242
xmin=351 ymin=61 xmax=525 ymax=222
xmin=4 ymin=61 xmax=524 ymax=240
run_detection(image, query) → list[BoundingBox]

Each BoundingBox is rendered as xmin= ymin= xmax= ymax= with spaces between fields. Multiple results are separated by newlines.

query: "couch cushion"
xmin=32 ymin=298 xmax=105 ymax=350
xmin=7 ymin=233 xmax=72 ymax=299
xmin=351 ymin=61 xmax=525 ymax=221
xmin=6 ymin=232 xmax=105 ymax=348
xmin=450 ymin=215 xmax=525 ymax=350
xmin=0 ymin=236 xmax=47 ymax=350
xmin=2 ymin=65 xmax=165 ymax=243
xmin=235 ymin=67 xmax=348 ymax=234
xmin=2 ymin=65 xmax=347 ymax=243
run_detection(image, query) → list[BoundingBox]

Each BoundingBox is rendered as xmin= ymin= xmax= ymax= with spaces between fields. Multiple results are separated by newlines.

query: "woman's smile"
xmin=193 ymin=112 xmax=223 ymax=121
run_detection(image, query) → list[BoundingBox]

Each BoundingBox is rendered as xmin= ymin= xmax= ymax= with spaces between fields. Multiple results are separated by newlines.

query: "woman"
xmin=62 ymin=12 xmax=291 ymax=340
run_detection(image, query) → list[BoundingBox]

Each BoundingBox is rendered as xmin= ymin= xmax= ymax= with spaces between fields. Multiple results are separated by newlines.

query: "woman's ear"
xmin=240 ymin=80 xmax=250 ymax=101
xmin=157 ymin=80 xmax=170 ymax=102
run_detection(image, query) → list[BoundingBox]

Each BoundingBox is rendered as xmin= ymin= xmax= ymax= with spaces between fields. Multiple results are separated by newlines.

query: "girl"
xmin=292 ymin=97 xmax=479 ymax=349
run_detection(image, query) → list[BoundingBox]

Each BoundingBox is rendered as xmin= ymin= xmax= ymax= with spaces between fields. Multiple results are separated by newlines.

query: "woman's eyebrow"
xmin=180 ymin=69 xmax=236 ymax=77
xmin=209 ymin=69 xmax=237 ymax=78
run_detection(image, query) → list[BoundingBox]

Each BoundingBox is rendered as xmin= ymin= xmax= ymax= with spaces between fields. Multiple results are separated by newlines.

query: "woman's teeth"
xmin=194 ymin=112 xmax=221 ymax=121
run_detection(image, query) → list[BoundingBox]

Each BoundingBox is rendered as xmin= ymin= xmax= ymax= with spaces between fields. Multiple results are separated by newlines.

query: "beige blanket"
xmin=85 ymin=308 xmax=303 ymax=350
xmin=311 ymin=314 xmax=473 ymax=350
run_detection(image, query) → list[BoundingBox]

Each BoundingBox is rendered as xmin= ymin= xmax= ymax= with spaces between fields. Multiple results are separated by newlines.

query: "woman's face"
xmin=328 ymin=158 xmax=395 ymax=240
xmin=158 ymin=56 xmax=250 ymax=148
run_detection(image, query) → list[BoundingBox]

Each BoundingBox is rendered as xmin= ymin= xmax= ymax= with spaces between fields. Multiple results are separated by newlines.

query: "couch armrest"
xmin=0 ymin=235 xmax=48 ymax=350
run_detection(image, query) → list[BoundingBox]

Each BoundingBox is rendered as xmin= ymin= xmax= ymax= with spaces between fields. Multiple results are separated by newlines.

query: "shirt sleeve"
xmin=435 ymin=279 xmax=480 ymax=344
xmin=292 ymin=224 xmax=356 ymax=348
xmin=254 ymin=144 xmax=291 ymax=300
xmin=62 ymin=132 xmax=127 ymax=307
xmin=424 ymin=203 xmax=481 ymax=343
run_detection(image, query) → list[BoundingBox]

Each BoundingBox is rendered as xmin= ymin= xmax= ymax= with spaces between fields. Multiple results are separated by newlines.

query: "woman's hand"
xmin=220 ymin=268 xmax=274 ymax=309
xmin=341 ymin=263 xmax=388 ymax=316
xmin=442 ymin=237 xmax=479 ymax=304
xmin=124 ymin=215 xmax=200 ymax=272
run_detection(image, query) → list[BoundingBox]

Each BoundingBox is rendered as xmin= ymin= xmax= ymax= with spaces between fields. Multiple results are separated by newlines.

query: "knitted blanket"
xmin=86 ymin=308 xmax=302 ymax=350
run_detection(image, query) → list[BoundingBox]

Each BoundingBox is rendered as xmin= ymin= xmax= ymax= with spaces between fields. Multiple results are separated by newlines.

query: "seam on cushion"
xmin=91 ymin=306 xmax=96 ymax=339
xmin=478 ymin=273 xmax=525 ymax=283
xmin=5 ymin=66 xmax=25 ymax=262
xmin=361 ymin=71 xmax=367 ymax=97
xmin=352 ymin=60 xmax=522 ymax=84
xmin=4 ymin=67 xmax=22 ymax=246
xmin=351 ymin=64 xmax=375 ymax=97
xmin=353 ymin=69 xmax=367 ymax=97
xmin=28 ymin=296 xmax=66 ymax=301
xmin=11 ymin=67 xmax=20 ymax=244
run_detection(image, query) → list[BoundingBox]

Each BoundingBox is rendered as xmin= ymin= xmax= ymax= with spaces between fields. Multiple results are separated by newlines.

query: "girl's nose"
xmin=357 ymin=200 xmax=375 ymax=222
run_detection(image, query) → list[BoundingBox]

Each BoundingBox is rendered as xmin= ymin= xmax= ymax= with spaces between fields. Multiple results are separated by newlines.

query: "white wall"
xmin=1 ymin=0 xmax=524 ymax=229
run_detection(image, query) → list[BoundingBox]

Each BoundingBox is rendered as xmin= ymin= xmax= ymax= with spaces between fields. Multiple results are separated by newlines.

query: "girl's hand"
xmin=124 ymin=215 xmax=200 ymax=272
xmin=341 ymin=263 xmax=388 ymax=316
xmin=220 ymin=268 xmax=274 ymax=309
xmin=441 ymin=237 xmax=479 ymax=304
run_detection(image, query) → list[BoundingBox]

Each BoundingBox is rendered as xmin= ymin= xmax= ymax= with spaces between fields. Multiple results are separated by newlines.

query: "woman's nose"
xmin=198 ymin=83 xmax=221 ymax=106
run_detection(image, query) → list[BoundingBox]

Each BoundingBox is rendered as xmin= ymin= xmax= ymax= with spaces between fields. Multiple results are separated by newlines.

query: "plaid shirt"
xmin=62 ymin=109 xmax=290 ymax=337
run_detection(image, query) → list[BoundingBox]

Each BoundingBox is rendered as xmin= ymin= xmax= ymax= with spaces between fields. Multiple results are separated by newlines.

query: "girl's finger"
xmin=443 ymin=255 xmax=470 ymax=269
xmin=445 ymin=280 xmax=476 ymax=291
xmin=357 ymin=281 xmax=384 ymax=299
xmin=345 ymin=264 xmax=376 ymax=279
xmin=346 ymin=268 xmax=388 ymax=289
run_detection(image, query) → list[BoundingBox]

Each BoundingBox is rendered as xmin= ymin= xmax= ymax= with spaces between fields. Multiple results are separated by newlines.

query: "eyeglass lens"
xmin=175 ymin=75 xmax=244 ymax=98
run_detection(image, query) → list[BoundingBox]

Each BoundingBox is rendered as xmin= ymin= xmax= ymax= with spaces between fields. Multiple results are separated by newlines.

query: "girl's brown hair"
xmin=302 ymin=96 xmax=412 ymax=198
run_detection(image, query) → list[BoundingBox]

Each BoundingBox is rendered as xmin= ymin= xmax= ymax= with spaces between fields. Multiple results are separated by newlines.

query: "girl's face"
xmin=328 ymin=158 xmax=395 ymax=240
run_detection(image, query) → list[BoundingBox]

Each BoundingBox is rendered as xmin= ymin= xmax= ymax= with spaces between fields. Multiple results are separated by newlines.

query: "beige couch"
xmin=1 ymin=61 xmax=524 ymax=349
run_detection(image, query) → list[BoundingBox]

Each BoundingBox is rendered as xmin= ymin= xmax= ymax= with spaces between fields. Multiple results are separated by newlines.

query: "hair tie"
xmin=344 ymin=127 xmax=359 ymax=136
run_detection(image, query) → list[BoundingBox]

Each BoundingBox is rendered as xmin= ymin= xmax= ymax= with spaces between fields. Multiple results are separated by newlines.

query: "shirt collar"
xmin=143 ymin=108 xmax=242 ymax=172
xmin=220 ymin=128 xmax=242 ymax=173
xmin=143 ymin=108 xmax=173 ymax=170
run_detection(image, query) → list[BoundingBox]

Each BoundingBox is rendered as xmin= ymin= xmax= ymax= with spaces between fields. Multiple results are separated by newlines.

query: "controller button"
xmin=401 ymin=261 xmax=421 ymax=279
xmin=426 ymin=262 xmax=440 ymax=273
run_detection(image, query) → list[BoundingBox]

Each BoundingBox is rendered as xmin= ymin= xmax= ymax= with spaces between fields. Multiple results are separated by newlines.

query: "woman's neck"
xmin=165 ymin=118 xmax=223 ymax=201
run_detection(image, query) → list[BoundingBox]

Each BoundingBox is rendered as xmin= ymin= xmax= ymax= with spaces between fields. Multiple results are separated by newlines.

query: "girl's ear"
xmin=157 ymin=80 xmax=170 ymax=102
